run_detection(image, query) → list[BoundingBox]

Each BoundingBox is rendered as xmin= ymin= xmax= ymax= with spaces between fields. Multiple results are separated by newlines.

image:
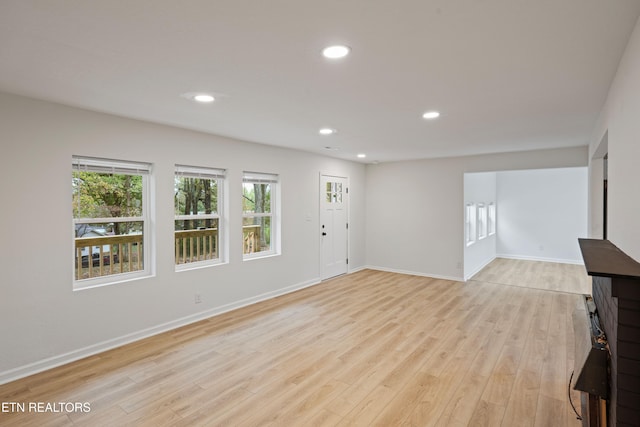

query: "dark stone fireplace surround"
xmin=579 ymin=239 xmax=640 ymax=427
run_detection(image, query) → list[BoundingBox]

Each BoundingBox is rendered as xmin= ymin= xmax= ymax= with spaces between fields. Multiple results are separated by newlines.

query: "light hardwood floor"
xmin=472 ymin=258 xmax=592 ymax=295
xmin=0 ymin=269 xmax=584 ymax=426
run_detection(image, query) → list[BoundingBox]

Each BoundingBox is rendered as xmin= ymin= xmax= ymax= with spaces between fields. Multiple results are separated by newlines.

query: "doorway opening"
xmin=603 ymin=153 xmax=608 ymax=240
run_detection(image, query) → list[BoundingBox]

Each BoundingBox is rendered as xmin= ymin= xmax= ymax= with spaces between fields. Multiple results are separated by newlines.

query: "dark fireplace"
xmin=572 ymin=293 xmax=608 ymax=426
xmin=578 ymin=239 xmax=640 ymax=427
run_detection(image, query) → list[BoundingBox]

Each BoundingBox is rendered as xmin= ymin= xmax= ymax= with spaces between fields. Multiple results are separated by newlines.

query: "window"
xmin=175 ymin=165 xmax=225 ymax=269
xmin=488 ymin=202 xmax=496 ymax=236
xmin=72 ymin=156 xmax=151 ymax=287
xmin=326 ymin=181 xmax=344 ymax=204
xmin=465 ymin=203 xmax=476 ymax=246
xmin=242 ymin=172 xmax=279 ymax=258
xmin=478 ymin=203 xmax=487 ymax=240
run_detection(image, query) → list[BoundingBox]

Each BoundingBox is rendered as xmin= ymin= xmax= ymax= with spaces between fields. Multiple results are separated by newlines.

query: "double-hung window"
xmin=72 ymin=156 xmax=151 ymax=288
xmin=478 ymin=203 xmax=488 ymax=240
xmin=242 ymin=172 xmax=279 ymax=259
xmin=465 ymin=203 xmax=476 ymax=246
xmin=174 ymin=165 xmax=225 ymax=269
xmin=488 ymin=202 xmax=496 ymax=236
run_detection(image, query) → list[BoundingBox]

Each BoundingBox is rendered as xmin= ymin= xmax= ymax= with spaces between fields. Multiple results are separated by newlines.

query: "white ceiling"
xmin=1 ymin=1 xmax=639 ymax=163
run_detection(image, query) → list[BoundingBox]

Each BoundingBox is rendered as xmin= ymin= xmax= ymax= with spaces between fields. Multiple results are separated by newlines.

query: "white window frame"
xmin=488 ymin=202 xmax=496 ymax=236
xmin=72 ymin=156 xmax=152 ymax=290
xmin=242 ymin=171 xmax=279 ymax=260
xmin=174 ymin=165 xmax=226 ymax=271
xmin=478 ymin=203 xmax=488 ymax=240
xmin=465 ymin=203 xmax=477 ymax=246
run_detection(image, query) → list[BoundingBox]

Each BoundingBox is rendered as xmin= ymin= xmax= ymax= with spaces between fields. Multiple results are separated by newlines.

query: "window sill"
xmin=243 ymin=252 xmax=280 ymax=262
xmin=176 ymin=260 xmax=226 ymax=272
xmin=73 ymin=271 xmax=153 ymax=291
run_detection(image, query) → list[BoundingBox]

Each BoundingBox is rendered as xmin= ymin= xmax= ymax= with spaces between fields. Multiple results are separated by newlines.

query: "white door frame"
xmin=319 ymin=172 xmax=350 ymax=280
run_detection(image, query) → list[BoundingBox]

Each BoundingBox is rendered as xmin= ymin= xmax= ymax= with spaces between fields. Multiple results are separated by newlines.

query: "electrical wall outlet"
xmin=194 ymin=293 xmax=202 ymax=304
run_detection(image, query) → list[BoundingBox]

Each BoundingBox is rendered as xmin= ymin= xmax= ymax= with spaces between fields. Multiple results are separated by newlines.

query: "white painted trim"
xmin=495 ymin=254 xmax=584 ymax=265
xmin=319 ymin=172 xmax=350 ymax=281
xmin=464 ymin=255 xmax=496 ymax=281
xmin=364 ymin=265 xmax=464 ymax=282
xmin=0 ymin=277 xmax=321 ymax=385
xmin=318 ymin=265 xmax=367 ymax=282
xmin=347 ymin=265 xmax=368 ymax=274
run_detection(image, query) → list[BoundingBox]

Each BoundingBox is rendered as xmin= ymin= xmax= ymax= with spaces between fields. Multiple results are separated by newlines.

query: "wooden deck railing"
xmin=76 ymin=225 xmax=263 ymax=279
xmin=243 ymin=224 xmax=261 ymax=254
xmin=75 ymin=234 xmax=143 ymax=280
xmin=175 ymin=228 xmax=218 ymax=264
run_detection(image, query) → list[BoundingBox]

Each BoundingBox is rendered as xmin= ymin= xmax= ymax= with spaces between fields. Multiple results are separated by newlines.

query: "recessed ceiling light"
xmin=422 ymin=111 xmax=440 ymax=119
xmin=357 ymin=154 xmax=366 ymax=158
xmin=322 ymin=45 xmax=350 ymax=59
xmin=193 ymin=94 xmax=215 ymax=103
xmin=319 ymin=128 xmax=336 ymax=135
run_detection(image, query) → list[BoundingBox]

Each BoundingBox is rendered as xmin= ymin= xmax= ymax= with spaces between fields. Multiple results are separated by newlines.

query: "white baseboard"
xmin=364 ymin=265 xmax=464 ymax=282
xmin=347 ymin=265 xmax=368 ymax=274
xmin=0 ymin=277 xmax=321 ymax=386
xmin=464 ymin=256 xmax=497 ymax=281
xmin=496 ymin=253 xmax=584 ymax=265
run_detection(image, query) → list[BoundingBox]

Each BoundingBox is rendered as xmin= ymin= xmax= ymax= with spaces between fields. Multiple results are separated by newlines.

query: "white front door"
xmin=320 ymin=175 xmax=348 ymax=280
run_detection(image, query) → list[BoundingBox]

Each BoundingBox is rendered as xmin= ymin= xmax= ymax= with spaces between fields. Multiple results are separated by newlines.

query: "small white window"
xmin=243 ymin=172 xmax=279 ymax=259
xmin=488 ymin=202 xmax=496 ymax=236
xmin=465 ymin=203 xmax=477 ymax=246
xmin=174 ymin=165 xmax=225 ymax=270
xmin=478 ymin=203 xmax=488 ymax=240
xmin=72 ymin=156 xmax=152 ymax=288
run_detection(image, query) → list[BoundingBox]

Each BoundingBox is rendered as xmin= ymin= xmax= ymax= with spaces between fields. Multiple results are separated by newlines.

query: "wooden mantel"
xmin=578 ymin=238 xmax=640 ymax=282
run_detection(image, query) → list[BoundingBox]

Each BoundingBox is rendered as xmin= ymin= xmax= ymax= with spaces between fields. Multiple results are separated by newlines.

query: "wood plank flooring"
xmin=472 ymin=258 xmax=591 ymax=295
xmin=0 ymin=269 xmax=584 ymax=426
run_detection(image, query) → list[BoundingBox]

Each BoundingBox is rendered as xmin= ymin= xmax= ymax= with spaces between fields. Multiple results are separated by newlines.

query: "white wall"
xmin=496 ymin=168 xmax=588 ymax=264
xmin=589 ymin=15 xmax=640 ymax=261
xmin=0 ymin=84 xmax=597 ymax=383
xmin=0 ymin=92 xmax=366 ymax=383
xmin=463 ymin=172 xmax=497 ymax=279
xmin=365 ymin=147 xmax=588 ymax=281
